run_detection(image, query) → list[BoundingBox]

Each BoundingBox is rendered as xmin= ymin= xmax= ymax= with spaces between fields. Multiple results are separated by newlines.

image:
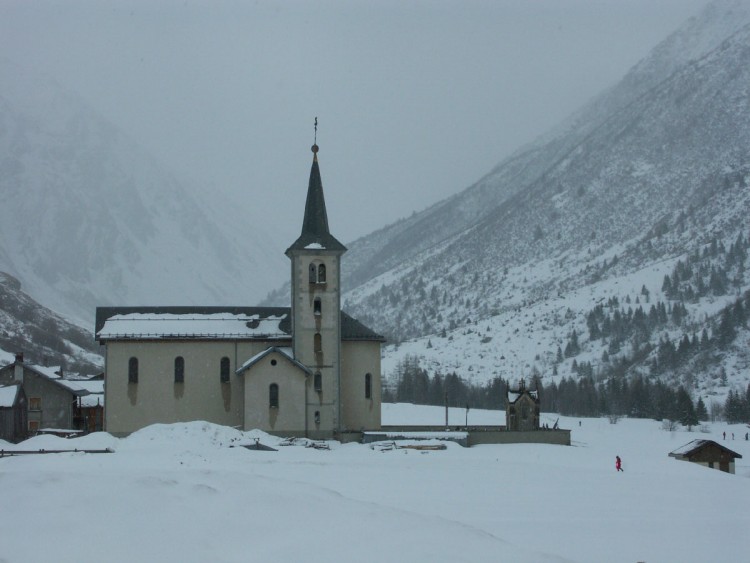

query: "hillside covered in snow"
xmin=1 ymin=406 xmax=748 ymax=563
xmin=328 ymin=1 xmax=750 ymax=403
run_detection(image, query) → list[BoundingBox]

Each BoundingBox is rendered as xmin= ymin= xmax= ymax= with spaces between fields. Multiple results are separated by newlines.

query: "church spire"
xmin=286 ymin=128 xmax=346 ymax=254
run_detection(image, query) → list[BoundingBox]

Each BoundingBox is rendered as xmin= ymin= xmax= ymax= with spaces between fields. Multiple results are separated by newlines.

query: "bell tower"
xmin=285 ymin=139 xmax=347 ymax=437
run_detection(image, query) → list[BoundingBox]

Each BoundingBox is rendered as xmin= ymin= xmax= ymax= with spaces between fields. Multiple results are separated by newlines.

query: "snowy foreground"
xmin=2 ymin=405 xmax=749 ymax=563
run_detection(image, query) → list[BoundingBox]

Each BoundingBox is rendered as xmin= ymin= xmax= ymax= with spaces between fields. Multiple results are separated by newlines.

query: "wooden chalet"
xmin=669 ymin=439 xmax=742 ymax=474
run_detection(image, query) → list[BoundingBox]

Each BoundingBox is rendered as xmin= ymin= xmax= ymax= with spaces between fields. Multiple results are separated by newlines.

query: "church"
xmin=96 ymin=143 xmax=385 ymax=438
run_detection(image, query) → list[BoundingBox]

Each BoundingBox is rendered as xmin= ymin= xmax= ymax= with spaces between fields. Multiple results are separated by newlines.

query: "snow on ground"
xmin=1 ymin=406 xmax=749 ymax=563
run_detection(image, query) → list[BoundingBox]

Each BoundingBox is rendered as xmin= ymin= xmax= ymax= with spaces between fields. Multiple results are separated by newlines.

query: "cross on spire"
xmin=312 ymin=117 xmax=319 ymax=157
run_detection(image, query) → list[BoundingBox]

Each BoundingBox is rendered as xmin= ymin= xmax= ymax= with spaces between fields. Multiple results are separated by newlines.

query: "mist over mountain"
xmin=2 ymin=1 xmax=750 ymax=409
xmin=330 ymin=1 xmax=750 ymax=399
xmin=0 ymin=58 xmax=286 ymax=327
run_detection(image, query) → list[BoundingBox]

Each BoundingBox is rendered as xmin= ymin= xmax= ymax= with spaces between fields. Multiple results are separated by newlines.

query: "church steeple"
xmin=285 ymin=131 xmax=347 ymax=436
xmin=286 ymin=143 xmax=346 ymax=254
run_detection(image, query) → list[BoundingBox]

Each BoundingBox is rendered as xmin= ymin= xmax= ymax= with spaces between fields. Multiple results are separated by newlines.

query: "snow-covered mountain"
xmin=0 ymin=271 xmax=101 ymax=373
xmin=332 ymin=1 xmax=750 ymax=399
xmin=0 ymin=58 xmax=286 ymax=328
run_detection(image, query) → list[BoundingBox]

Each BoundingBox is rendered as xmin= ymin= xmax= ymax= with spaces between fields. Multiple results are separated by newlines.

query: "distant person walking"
xmin=615 ymin=455 xmax=623 ymax=472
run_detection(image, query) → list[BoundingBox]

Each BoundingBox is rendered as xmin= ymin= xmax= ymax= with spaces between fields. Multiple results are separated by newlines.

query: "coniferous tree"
xmin=676 ymin=387 xmax=698 ymax=430
xmin=695 ymin=397 xmax=708 ymax=422
xmin=717 ymin=308 xmax=736 ymax=349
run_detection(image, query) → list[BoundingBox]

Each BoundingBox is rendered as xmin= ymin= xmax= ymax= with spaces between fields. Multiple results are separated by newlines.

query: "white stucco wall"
xmin=104 ymin=339 xmax=286 ymax=436
xmin=340 ymin=340 xmax=382 ymax=431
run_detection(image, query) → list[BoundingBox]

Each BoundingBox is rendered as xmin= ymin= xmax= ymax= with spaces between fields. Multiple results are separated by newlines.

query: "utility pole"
xmin=444 ymin=391 xmax=448 ymax=428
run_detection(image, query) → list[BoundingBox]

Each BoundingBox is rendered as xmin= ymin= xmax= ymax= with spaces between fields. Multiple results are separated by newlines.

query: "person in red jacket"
xmin=615 ymin=455 xmax=623 ymax=472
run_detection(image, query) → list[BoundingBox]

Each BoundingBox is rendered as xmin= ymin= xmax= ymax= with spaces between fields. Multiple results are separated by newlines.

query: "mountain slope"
xmin=338 ymin=0 xmax=750 ymax=292
xmin=0 ymin=272 xmax=101 ymax=374
xmin=338 ymin=2 xmax=750 ymax=399
xmin=0 ymin=59 xmax=286 ymax=327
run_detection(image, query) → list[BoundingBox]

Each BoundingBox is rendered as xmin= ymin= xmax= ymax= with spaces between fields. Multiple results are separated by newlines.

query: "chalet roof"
xmin=54 ymin=379 xmax=104 ymax=407
xmin=0 ymin=384 xmax=21 ymax=408
xmin=95 ymin=306 xmax=385 ymax=342
xmin=1 ymin=362 xmax=89 ymax=397
xmin=669 ymin=439 xmax=742 ymax=459
xmin=286 ymin=149 xmax=346 ymax=254
xmin=236 ymin=347 xmax=312 ymax=376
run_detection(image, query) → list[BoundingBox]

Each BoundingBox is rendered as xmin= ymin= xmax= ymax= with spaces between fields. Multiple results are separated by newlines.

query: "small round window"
xmin=270 ymin=359 xmax=277 ymax=366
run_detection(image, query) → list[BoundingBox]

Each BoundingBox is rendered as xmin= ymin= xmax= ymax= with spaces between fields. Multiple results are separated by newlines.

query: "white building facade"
xmin=96 ymin=145 xmax=384 ymax=438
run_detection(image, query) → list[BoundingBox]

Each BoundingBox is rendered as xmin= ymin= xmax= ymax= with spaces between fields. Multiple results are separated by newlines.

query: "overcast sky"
xmin=0 ymin=0 xmax=709 ymax=245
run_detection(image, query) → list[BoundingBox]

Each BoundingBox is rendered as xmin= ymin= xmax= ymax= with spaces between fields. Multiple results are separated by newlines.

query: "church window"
xmin=220 ymin=357 xmax=230 ymax=383
xmin=318 ymin=263 xmax=326 ymax=283
xmin=365 ymin=373 xmax=372 ymax=399
xmin=314 ymin=410 xmax=320 ymax=424
xmin=309 ymin=263 xmax=317 ymax=283
xmin=314 ymin=298 xmax=322 ymax=316
xmin=174 ymin=356 xmax=185 ymax=383
xmin=314 ymin=333 xmax=322 ymax=353
xmin=269 ymin=383 xmax=279 ymax=408
xmin=128 ymin=357 xmax=139 ymax=383
xmin=314 ymin=372 xmax=322 ymax=393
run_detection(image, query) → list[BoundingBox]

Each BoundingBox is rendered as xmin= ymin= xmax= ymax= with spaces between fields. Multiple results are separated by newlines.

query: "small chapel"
xmin=96 ymin=142 xmax=385 ymax=438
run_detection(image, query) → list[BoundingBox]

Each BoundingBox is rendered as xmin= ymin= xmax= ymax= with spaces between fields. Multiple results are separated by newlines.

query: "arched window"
xmin=314 ymin=297 xmax=322 ymax=316
xmin=314 ymin=333 xmax=322 ymax=353
xmin=309 ymin=263 xmax=317 ymax=284
xmin=220 ymin=357 xmax=230 ymax=383
xmin=174 ymin=356 xmax=185 ymax=383
xmin=314 ymin=372 xmax=322 ymax=393
xmin=128 ymin=357 xmax=139 ymax=383
xmin=365 ymin=373 xmax=372 ymax=399
xmin=318 ymin=263 xmax=326 ymax=283
xmin=269 ymin=383 xmax=279 ymax=408
xmin=314 ymin=410 xmax=321 ymax=424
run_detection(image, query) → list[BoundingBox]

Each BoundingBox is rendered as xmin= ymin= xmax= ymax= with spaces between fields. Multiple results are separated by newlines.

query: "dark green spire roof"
xmin=287 ymin=146 xmax=346 ymax=254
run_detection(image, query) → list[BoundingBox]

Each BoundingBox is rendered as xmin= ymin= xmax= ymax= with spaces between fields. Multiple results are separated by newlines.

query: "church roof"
xmin=95 ymin=306 xmax=385 ymax=342
xmin=286 ymin=148 xmax=346 ymax=254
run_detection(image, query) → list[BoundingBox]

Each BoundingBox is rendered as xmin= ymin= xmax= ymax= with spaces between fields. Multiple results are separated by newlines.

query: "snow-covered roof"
xmin=28 ymin=364 xmax=63 ymax=379
xmin=55 ymin=379 xmax=104 ymax=406
xmin=364 ymin=431 xmax=468 ymax=440
xmin=97 ymin=312 xmax=290 ymax=340
xmin=236 ymin=347 xmax=311 ymax=376
xmin=78 ymin=393 xmax=104 ymax=408
xmin=669 ymin=439 xmax=742 ymax=459
xmin=0 ymin=385 xmax=20 ymax=407
xmin=507 ymin=389 xmax=538 ymax=404
xmin=95 ymin=306 xmax=385 ymax=342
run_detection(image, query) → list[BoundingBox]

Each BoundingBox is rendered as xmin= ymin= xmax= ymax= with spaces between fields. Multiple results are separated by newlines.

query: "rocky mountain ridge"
xmin=0 ymin=272 xmax=101 ymax=374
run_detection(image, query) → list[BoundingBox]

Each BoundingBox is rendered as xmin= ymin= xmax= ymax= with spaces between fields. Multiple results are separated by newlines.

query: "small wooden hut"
xmin=669 ymin=439 xmax=742 ymax=474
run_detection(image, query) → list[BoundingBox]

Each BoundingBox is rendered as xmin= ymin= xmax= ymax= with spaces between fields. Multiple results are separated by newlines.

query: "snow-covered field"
xmin=1 ymin=404 xmax=748 ymax=563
